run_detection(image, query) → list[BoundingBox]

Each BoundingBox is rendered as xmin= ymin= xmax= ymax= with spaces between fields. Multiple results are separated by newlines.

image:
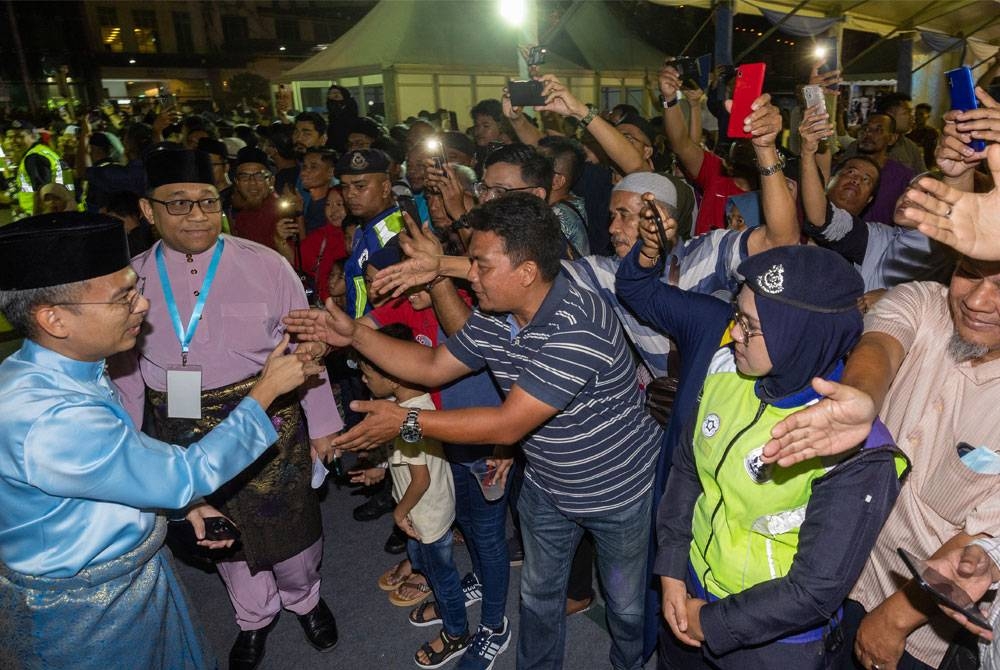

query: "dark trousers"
xmin=836 ymin=600 xmax=937 ymax=670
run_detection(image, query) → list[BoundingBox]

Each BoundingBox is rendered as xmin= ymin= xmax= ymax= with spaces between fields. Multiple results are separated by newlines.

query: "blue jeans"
xmin=408 ymin=531 xmax=467 ymax=638
xmin=517 ymin=478 xmax=651 ymax=670
xmin=451 ymin=461 xmax=510 ymax=630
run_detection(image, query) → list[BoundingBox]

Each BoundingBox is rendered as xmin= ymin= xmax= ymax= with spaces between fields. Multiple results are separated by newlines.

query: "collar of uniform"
xmin=155 ymin=236 xmax=223 ymax=263
xmin=506 ymin=272 xmax=570 ymax=339
xmin=363 ymin=205 xmax=399 ymax=228
xmin=21 ymin=338 xmax=106 ymax=384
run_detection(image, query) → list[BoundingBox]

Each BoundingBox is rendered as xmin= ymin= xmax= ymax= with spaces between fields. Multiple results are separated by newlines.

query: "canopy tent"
xmin=280 ymin=0 xmax=666 ymax=122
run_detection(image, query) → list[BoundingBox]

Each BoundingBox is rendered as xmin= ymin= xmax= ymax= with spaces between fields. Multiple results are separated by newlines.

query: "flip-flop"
xmin=389 ymin=580 xmax=432 ymax=607
xmin=378 ymin=559 xmax=413 ymax=591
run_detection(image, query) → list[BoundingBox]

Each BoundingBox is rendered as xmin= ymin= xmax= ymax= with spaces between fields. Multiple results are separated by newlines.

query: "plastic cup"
xmin=470 ymin=458 xmax=503 ymax=501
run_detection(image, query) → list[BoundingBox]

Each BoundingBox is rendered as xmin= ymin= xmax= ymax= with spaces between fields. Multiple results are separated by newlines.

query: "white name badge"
xmin=166 ymin=365 xmax=203 ymax=419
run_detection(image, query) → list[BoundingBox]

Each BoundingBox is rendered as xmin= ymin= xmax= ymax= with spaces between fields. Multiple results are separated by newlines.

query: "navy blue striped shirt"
xmin=446 ymin=274 xmax=661 ymax=515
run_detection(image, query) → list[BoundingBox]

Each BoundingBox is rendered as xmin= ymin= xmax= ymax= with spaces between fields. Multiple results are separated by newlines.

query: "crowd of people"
xmin=2 ymin=50 xmax=1000 ymax=670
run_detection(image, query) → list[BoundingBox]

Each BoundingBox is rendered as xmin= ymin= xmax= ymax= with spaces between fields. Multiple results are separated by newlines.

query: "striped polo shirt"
xmin=445 ymin=273 xmax=662 ymax=516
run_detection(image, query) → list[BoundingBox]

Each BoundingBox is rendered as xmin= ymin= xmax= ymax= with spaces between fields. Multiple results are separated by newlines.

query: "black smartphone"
xmin=644 ymin=196 xmax=671 ymax=254
xmin=279 ymin=197 xmax=302 ymax=219
xmin=508 ymin=79 xmax=547 ymax=107
xmin=526 ymin=46 xmax=547 ymax=67
xmin=397 ymin=195 xmax=421 ymax=224
xmin=204 ymin=516 xmax=241 ymax=541
xmin=670 ymin=57 xmax=702 ymax=90
xmin=897 ymin=547 xmax=991 ymax=630
xmin=946 ymin=66 xmax=987 ymax=152
xmin=425 ymin=137 xmax=448 ymax=170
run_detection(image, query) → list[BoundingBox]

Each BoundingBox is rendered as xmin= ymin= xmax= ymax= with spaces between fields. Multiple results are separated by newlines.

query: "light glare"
xmin=499 ymin=0 xmax=526 ymax=27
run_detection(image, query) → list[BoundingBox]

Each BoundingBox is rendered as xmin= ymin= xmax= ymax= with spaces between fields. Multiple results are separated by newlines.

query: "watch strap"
xmin=579 ymin=105 xmax=598 ymax=127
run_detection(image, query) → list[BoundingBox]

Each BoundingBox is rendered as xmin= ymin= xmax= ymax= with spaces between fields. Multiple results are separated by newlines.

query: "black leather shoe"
xmin=353 ymin=486 xmax=394 ymax=521
xmin=229 ymin=615 xmax=278 ymax=670
xmin=298 ymin=598 xmax=338 ymax=652
xmin=384 ymin=525 xmax=407 ymax=554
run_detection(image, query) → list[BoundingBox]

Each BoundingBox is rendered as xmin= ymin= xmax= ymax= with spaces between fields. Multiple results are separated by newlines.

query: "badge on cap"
xmin=757 ymin=264 xmax=784 ymax=295
xmin=350 ymin=151 xmax=368 ymax=171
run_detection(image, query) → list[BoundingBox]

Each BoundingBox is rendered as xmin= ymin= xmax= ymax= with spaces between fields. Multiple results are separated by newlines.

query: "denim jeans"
xmin=517 ymin=478 xmax=651 ymax=670
xmin=408 ymin=530 xmax=468 ymax=638
xmin=451 ymin=461 xmax=510 ymax=630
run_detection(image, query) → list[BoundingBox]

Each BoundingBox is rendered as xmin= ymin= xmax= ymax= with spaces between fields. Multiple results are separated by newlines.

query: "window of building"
xmin=222 ymin=15 xmax=249 ymax=45
xmin=97 ymin=6 xmax=124 ymax=53
xmin=133 ymin=9 xmax=159 ymax=54
xmin=172 ymin=12 xmax=194 ymax=53
xmin=600 ymin=87 xmax=644 ymax=114
xmin=275 ymin=17 xmax=300 ymax=43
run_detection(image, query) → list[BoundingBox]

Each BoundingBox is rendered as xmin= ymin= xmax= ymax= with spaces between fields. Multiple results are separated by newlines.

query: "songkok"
xmin=145 ymin=149 xmax=214 ymax=189
xmin=442 ymin=131 xmax=476 ymax=160
xmin=739 ymin=245 xmax=862 ymax=313
xmin=235 ymin=146 xmax=271 ymax=169
xmin=613 ymin=172 xmax=678 ymax=208
xmin=0 ymin=212 xmax=129 ymax=290
xmin=335 ymin=149 xmax=391 ymax=176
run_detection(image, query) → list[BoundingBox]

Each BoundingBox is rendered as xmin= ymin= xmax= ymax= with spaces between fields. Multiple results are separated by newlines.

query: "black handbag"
xmin=939 ymin=628 xmax=981 ymax=670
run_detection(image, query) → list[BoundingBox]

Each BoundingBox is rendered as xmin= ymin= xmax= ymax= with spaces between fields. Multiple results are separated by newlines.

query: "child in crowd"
xmin=355 ymin=323 xmax=470 ymax=667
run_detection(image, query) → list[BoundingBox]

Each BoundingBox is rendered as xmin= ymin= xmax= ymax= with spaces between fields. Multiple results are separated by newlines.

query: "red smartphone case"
xmin=727 ymin=63 xmax=766 ymax=139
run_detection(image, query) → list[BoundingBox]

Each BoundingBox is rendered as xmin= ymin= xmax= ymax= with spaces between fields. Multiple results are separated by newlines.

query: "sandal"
xmin=389 ymin=580 xmax=432 ymax=607
xmin=414 ymin=629 xmax=470 ymax=669
xmin=378 ymin=559 xmax=413 ymax=591
xmin=408 ymin=599 xmax=442 ymax=627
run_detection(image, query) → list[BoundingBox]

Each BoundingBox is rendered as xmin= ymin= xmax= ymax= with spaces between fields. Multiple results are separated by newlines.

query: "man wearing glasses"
xmin=0 ymin=211 xmax=323 ymax=669
xmin=113 ymin=149 xmax=343 ymax=670
xmin=231 ymin=146 xmax=281 ymax=251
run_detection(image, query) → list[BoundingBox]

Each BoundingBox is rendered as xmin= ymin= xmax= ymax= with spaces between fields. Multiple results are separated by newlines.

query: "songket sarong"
xmin=148 ymin=375 xmax=321 ymax=574
xmin=0 ymin=517 xmax=212 ymax=670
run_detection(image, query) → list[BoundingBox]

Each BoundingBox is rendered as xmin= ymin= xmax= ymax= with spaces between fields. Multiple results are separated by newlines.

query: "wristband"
xmin=425 ymin=276 xmax=446 ymax=291
xmin=579 ymin=105 xmax=598 ymax=127
xmin=660 ymin=94 xmax=679 ymax=109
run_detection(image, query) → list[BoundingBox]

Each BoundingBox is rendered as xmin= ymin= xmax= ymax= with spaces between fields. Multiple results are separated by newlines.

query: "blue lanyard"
xmin=155 ymin=237 xmax=224 ymax=365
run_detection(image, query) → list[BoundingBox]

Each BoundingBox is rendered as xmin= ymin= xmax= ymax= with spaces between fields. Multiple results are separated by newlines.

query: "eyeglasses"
xmin=473 ymin=182 xmax=536 ymax=202
xmin=730 ymin=300 xmax=763 ymax=345
xmin=53 ymin=277 xmax=146 ymax=314
xmin=236 ymin=171 xmax=272 ymax=183
xmin=147 ymin=197 xmax=223 ymax=216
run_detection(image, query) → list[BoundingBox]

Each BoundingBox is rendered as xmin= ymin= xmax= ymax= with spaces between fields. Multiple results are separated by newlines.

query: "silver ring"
xmin=945 ymin=206 xmax=953 ymax=218
xmin=872 ymin=665 xmax=882 ymax=670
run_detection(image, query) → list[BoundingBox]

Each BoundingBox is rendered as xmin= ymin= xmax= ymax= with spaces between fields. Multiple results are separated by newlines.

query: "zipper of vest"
xmin=699 ymin=399 xmax=768 ymax=590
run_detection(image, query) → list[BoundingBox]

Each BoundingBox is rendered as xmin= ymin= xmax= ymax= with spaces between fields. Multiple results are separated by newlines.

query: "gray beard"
xmin=948 ymin=332 xmax=989 ymax=362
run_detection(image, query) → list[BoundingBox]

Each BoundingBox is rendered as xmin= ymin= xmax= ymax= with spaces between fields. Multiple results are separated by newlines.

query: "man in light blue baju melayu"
xmin=0 ymin=211 xmax=321 ymax=670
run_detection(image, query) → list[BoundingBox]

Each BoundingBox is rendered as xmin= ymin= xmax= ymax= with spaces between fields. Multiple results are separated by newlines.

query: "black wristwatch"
xmin=400 ymin=408 xmax=423 ymax=444
xmin=659 ymin=93 xmax=679 ymax=109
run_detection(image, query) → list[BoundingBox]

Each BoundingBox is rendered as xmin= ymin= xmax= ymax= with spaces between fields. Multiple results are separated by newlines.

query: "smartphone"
xmin=814 ymin=37 xmax=839 ymax=74
xmin=802 ymin=84 xmax=827 ymax=113
xmin=203 ymin=516 xmax=241 ymax=541
xmin=279 ymin=197 xmax=302 ymax=219
xmin=897 ymin=547 xmax=991 ymax=630
xmin=397 ymin=194 xmax=421 ymax=224
xmin=526 ymin=46 xmax=547 ymax=67
xmin=508 ymin=79 xmax=547 ymax=107
xmin=644 ymin=196 xmax=672 ymax=254
xmin=726 ymin=63 xmax=766 ymax=140
xmin=946 ymin=66 xmax=987 ymax=153
xmin=424 ymin=137 xmax=448 ymax=170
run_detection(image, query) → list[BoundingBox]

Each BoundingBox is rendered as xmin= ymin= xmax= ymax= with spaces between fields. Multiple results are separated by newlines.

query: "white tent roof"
xmin=283 ymin=0 xmax=666 ymax=81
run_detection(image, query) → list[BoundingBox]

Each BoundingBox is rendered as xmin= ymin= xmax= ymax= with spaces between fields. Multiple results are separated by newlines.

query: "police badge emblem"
xmin=701 ymin=413 xmax=720 ymax=438
xmin=744 ymin=446 xmax=772 ymax=484
xmin=350 ymin=151 xmax=368 ymax=171
xmin=757 ymin=264 xmax=784 ymax=295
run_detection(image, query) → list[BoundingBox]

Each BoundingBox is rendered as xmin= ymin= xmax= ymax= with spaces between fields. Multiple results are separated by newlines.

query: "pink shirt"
xmin=112 ymin=235 xmax=342 ymax=439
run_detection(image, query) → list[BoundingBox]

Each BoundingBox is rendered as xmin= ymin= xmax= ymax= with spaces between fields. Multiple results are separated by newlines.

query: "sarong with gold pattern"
xmin=148 ymin=375 xmax=321 ymax=573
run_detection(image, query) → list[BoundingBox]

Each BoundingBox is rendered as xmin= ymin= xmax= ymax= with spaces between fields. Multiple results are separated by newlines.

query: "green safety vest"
xmin=689 ymin=347 xmax=908 ymax=598
xmin=16 ymin=143 xmax=70 ymax=216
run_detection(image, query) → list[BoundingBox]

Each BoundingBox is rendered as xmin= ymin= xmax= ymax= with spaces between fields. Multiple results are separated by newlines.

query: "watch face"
xmin=400 ymin=425 xmax=421 ymax=443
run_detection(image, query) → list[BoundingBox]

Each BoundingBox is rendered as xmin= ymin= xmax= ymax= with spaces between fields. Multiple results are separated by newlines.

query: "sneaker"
xmin=457 ymin=617 xmax=510 ymax=670
xmin=461 ymin=572 xmax=482 ymax=607
xmin=507 ymin=537 xmax=523 ymax=567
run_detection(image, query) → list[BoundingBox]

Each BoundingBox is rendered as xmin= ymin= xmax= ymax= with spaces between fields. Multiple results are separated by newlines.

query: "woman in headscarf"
xmin=325 ymin=84 xmax=359 ymax=153
xmin=619 ymin=234 xmax=909 ymax=670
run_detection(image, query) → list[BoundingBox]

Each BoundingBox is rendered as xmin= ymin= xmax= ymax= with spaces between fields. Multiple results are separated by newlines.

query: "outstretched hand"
xmin=283 ymin=299 xmax=357 ymax=348
xmin=762 ymin=377 xmax=876 ymax=466
xmin=903 ymin=144 xmax=1000 ymax=260
xmin=331 ymin=399 xmax=407 ymax=452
